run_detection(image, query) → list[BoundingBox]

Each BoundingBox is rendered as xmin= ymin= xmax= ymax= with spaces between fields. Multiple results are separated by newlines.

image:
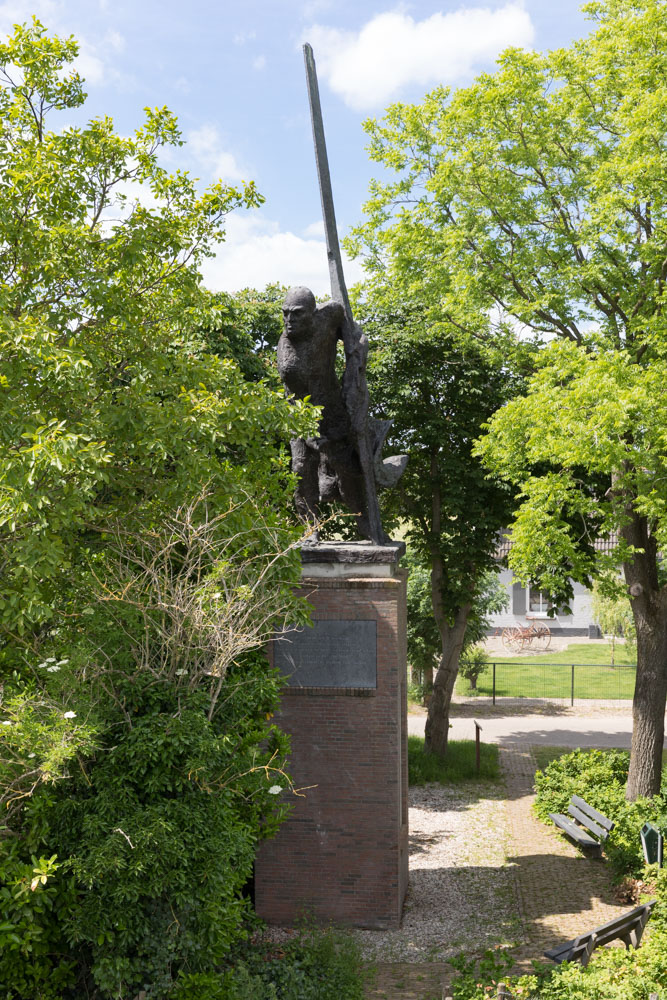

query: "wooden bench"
xmin=544 ymin=901 xmax=656 ymax=967
xmin=549 ymin=795 xmax=614 ymax=856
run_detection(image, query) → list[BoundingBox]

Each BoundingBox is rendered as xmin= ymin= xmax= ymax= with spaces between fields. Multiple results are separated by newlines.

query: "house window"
xmin=527 ymin=586 xmax=551 ymax=616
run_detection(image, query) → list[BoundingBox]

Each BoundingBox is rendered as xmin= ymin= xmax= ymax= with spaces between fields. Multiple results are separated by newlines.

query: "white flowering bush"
xmin=0 ymin=18 xmax=318 ymax=997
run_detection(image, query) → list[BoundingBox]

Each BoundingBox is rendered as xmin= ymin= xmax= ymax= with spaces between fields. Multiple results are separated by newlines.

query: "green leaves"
xmin=0 ymin=21 xmax=316 ymax=632
xmin=351 ymin=1 xmax=667 ymax=357
xmin=362 ymin=302 xmax=518 ymax=618
xmin=476 ymin=337 xmax=667 ymax=598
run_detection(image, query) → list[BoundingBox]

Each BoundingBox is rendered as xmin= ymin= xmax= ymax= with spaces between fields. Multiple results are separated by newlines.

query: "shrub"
xmin=450 ymin=927 xmax=667 ymax=1000
xmin=172 ymin=926 xmax=368 ymax=1000
xmin=0 ymin=845 xmax=77 ymax=999
xmin=1 ymin=646 xmax=295 ymax=999
xmin=459 ymin=646 xmax=489 ymax=691
xmin=48 ymin=665 xmax=291 ymax=998
xmin=533 ymin=748 xmax=630 ymax=822
xmin=450 ymin=870 xmax=667 ymax=999
xmin=0 ymin=18 xmax=318 ymax=999
xmin=534 ymin=749 xmax=666 ymax=878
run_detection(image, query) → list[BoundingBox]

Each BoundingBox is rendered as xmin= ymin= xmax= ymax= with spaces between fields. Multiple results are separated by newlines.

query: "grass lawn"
xmin=408 ymin=735 xmax=499 ymax=785
xmin=490 ymin=642 xmax=636 ymax=666
xmin=455 ymin=642 xmax=636 ymax=700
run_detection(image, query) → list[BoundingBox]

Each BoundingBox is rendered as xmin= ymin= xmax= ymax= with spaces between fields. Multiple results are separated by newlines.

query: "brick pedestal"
xmin=255 ymin=542 xmax=409 ymax=929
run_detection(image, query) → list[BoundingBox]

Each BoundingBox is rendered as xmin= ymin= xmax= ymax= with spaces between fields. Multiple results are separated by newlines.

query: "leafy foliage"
xmin=534 ymin=748 xmax=666 ymax=878
xmin=350 ymin=0 xmax=667 ymax=797
xmin=450 ymin=928 xmax=667 ymax=1000
xmin=0 ymin=20 xmax=321 ymax=999
xmin=0 ymin=19 xmax=315 ymax=635
xmin=407 ymin=550 xmax=506 ymax=697
xmin=355 ymin=300 xmax=518 ymax=753
xmin=366 ymin=316 xmax=516 ymax=615
xmin=458 ymin=647 xmax=489 ymax=691
xmin=0 ymin=845 xmax=76 ymax=998
xmin=198 ymin=284 xmax=287 ymax=384
xmin=2 ymin=645 xmax=299 ymax=997
xmin=592 ymin=575 xmax=637 ymax=663
xmin=173 ymin=926 xmax=369 ymax=999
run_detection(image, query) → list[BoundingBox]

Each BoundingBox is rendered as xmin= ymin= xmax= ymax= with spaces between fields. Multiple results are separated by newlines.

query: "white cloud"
xmin=0 ymin=0 xmax=59 ymax=35
xmin=302 ymin=0 xmax=334 ymax=17
xmin=202 ymin=212 xmax=364 ymax=296
xmin=187 ymin=124 xmax=248 ymax=183
xmin=105 ymin=29 xmax=124 ymax=53
xmin=233 ymin=29 xmax=256 ymax=46
xmin=73 ymin=38 xmax=105 ymax=85
xmin=304 ymin=3 xmax=535 ymax=110
xmin=302 ymin=220 xmax=324 ymax=238
xmin=252 ymin=54 xmax=266 ymax=71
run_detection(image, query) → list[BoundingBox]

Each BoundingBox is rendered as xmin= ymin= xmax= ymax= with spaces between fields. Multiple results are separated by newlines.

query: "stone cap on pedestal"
xmin=300 ymin=540 xmax=405 ymax=578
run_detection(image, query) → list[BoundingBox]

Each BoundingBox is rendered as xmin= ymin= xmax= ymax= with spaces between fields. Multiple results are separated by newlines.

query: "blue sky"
xmin=2 ymin=1 xmax=591 ymax=295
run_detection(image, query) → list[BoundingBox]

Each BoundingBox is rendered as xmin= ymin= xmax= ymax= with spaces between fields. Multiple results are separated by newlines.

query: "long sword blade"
xmin=303 ymin=43 xmax=353 ymax=326
xmin=302 ymin=43 xmax=385 ymax=544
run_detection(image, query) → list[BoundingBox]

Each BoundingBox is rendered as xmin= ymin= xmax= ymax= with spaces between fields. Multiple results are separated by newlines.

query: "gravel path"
xmin=355 ymin=779 xmax=519 ymax=964
xmin=364 ymin=732 xmax=628 ymax=999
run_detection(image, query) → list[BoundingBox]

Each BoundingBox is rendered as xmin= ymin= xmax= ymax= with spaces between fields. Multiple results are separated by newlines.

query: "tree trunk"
xmin=423 ymin=662 xmax=434 ymax=700
xmin=626 ymin=595 xmax=667 ymax=799
xmin=622 ymin=512 xmax=667 ymax=799
xmin=425 ymin=604 xmax=471 ymax=756
xmin=423 ymin=461 xmax=473 ymax=755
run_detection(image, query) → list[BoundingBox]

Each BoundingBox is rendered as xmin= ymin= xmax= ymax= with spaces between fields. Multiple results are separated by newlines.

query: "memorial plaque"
xmin=275 ymin=619 xmax=377 ymax=688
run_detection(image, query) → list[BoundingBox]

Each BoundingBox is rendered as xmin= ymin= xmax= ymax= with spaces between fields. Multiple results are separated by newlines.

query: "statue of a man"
xmin=277 ymin=286 xmax=370 ymax=539
xmin=277 ymin=286 xmax=406 ymax=542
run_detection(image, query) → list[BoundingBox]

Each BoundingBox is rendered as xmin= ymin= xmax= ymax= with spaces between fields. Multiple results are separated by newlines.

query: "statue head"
xmin=282 ymin=286 xmax=316 ymax=340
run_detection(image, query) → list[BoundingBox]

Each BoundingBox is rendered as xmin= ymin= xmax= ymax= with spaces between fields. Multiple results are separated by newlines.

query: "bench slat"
xmin=549 ymin=813 xmax=602 ymax=853
xmin=568 ymin=802 xmax=609 ymax=842
xmin=571 ymin=794 xmax=614 ymax=832
xmin=544 ymin=903 xmax=656 ymax=966
xmin=590 ymin=902 xmax=655 ymax=948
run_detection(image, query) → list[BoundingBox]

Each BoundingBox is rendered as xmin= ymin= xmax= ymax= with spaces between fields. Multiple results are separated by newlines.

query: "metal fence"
xmin=464 ymin=661 xmax=637 ymax=704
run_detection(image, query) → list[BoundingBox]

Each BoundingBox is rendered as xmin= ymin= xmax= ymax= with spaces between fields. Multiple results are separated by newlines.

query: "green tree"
xmin=0 ymin=20 xmax=314 ymax=633
xmin=358 ymin=302 xmax=517 ymax=754
xmin=351 ymin=0 xmax=667 ymax=797
xmin=197 ymin=283 xmax=287 ymax=383
xmin=0 ymin=21 xmax=320 ymax=995
xmin=406 ymin=551 xmax=507 ymax=698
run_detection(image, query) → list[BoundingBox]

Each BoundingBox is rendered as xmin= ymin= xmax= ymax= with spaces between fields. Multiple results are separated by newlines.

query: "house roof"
xmin=496 ymin=532 xmax=618 ymax=560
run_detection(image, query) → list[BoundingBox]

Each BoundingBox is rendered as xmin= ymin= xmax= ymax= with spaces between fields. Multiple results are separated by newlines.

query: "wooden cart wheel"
xmin=502 ymin=626 xmax=524 ymax=651
xmin=533 ymin=625 xmax=551 ymax=650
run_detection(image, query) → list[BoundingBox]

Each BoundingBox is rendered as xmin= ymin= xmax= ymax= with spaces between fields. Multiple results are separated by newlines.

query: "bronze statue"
xmin=278 ymin=45 xmax=406 ymax=543
xmin=277 ymin=286 xmax=406 ymax=543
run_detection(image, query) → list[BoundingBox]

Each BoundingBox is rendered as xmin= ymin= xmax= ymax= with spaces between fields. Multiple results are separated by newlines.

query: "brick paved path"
xmin=500 ymin=745 xmax=625 ymax=967
xmin=366 ymin=744 xmax=626 ymax=999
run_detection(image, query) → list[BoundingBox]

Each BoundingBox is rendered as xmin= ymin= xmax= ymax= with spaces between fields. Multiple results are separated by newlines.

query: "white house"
xmin=488 ymin=534 xmax=608 ymax=638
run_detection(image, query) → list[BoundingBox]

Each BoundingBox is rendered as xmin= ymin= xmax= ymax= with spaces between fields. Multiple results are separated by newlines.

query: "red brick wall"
xmin=255 ymin=569 xmax=408 ymax=930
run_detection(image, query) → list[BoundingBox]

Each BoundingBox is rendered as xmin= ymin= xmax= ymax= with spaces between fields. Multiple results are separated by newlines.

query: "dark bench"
xmin=549 ymin=795 xmax=614 ymax=857
xmin=544 ymin=901 xmax=656 ymax=967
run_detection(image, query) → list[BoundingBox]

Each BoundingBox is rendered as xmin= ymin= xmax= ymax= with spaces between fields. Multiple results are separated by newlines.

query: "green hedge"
xmin=172 ymin=927 xmax=369 ymax=999
xmin=534 ymin=749 xmax=666 ymax=879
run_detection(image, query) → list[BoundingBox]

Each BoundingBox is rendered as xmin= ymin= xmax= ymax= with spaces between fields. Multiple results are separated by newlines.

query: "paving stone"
xmin=500 ymin=745 xmax=626 ymax=970
xmin=365 ymin=741 xmax=628 ymax=998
